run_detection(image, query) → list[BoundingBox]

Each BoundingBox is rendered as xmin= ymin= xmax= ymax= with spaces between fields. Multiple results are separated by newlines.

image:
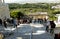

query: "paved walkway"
xmin=2 ymin=24 xmax=54 ymax=39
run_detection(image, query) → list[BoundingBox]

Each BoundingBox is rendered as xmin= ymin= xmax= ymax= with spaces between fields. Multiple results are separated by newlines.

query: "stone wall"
xmin=0 ymin=0 xmax=10 ymax=19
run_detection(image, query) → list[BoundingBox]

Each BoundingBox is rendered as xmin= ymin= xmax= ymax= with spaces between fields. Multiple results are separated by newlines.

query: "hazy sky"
xmin=4 ymin=0 xmax=60 ymax=3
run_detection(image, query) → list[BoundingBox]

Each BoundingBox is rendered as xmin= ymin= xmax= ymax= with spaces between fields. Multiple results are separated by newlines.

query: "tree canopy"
xmin=10 ymin=11 xmax=25 ymax=18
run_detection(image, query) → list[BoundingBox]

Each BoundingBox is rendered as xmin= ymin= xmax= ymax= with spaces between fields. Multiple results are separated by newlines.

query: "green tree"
xmin=10 ymin=11 xmax=24 ymax=18
xmin=17 ymin=12 xmax=24 ymax=19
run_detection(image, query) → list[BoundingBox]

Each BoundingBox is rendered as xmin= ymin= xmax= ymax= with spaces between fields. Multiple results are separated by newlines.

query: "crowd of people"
xmin=0 ymin=18 xmax=60 ymax=39
xmin=32 ymin=18 xmax=46 ymax=24
xmin=45 ymin=20 xmax=56 ymax=34
xmin=0 ymin=18 xmax=32 ymax=28
xmin=45 ymin=19 xmax=60 ymax=39
xmin=0 ymin=18 xmax=56 ymax=32
xmin=0 ymin=18 xmax=47 ymax=28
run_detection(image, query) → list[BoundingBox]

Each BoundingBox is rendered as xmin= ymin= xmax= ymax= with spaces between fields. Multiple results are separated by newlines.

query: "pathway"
xmin=3 ymin=24 xmax=54 ymax=39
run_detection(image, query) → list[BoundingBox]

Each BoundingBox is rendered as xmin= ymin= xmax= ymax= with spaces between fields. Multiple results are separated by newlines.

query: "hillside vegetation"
xmin=8 ymin=3 xmax=60 ymax=20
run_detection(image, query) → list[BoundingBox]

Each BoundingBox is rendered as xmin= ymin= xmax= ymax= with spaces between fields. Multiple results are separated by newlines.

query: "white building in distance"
xmin=52 ymin=5 xmax=60 ymax=9
xmin=0 ymin=0 xmax=10 ymax=19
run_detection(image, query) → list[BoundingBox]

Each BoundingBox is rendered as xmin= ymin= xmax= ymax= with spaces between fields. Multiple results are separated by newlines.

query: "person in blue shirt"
xmin=13 ymin=18 xmax=17 ymax=28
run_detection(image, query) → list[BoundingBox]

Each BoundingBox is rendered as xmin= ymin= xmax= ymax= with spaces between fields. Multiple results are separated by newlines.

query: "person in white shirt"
xmin=46 ymin=20 xmax=50 ymax=32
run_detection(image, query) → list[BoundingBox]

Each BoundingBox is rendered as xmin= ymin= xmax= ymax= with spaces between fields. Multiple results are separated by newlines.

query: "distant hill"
xmin=8 ymin=3 xmax=60 ymax=10
xmin=7 ymin=3 xmax=53 ymax=9
xmin=8 ymin=3 xmax=60 ymax=14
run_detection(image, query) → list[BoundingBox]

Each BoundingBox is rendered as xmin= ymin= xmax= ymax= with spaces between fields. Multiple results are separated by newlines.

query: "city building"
xmin=52 ymin=5 xmax=60 ymax=9
xmin=28 ymin=12 xmax=48 ymax=20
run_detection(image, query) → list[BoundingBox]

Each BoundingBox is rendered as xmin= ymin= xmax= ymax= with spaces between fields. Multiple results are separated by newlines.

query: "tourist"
xmin=50 ymin=21 xmax=56 ymax=34
xmin=0 ymin=19 xmax=2 ymax=25
xmin=13 ymin=18 xmax=17 ymax=28
xmin=54 ymin=33 xmax=60 ymax=39
xmin=3 ymin=20 xmax=7 ymax=28
xmin=17 ymin=19 xmax=20 ymax=25
xmin=46 ymin=20 xmax=50 ymax=32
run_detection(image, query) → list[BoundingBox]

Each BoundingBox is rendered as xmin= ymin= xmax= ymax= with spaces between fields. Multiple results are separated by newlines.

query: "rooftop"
xmin=28 ymin=12 xmax=47 ymax=15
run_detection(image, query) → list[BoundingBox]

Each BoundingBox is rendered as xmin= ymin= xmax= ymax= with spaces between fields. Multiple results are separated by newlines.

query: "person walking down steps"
xmin=50 ymin=21 xmax=56 ymax=34
xmin=3 ymin=19 xmax=7 ymax=28
xmin=46 ymin=20 xmax=50 ymax=32
xmin=13 ymin=18 xmax=17 ymax=28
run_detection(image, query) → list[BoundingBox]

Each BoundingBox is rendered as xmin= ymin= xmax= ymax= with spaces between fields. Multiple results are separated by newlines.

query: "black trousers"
xmin=46 ymin=26 xmax=49 ymax=32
